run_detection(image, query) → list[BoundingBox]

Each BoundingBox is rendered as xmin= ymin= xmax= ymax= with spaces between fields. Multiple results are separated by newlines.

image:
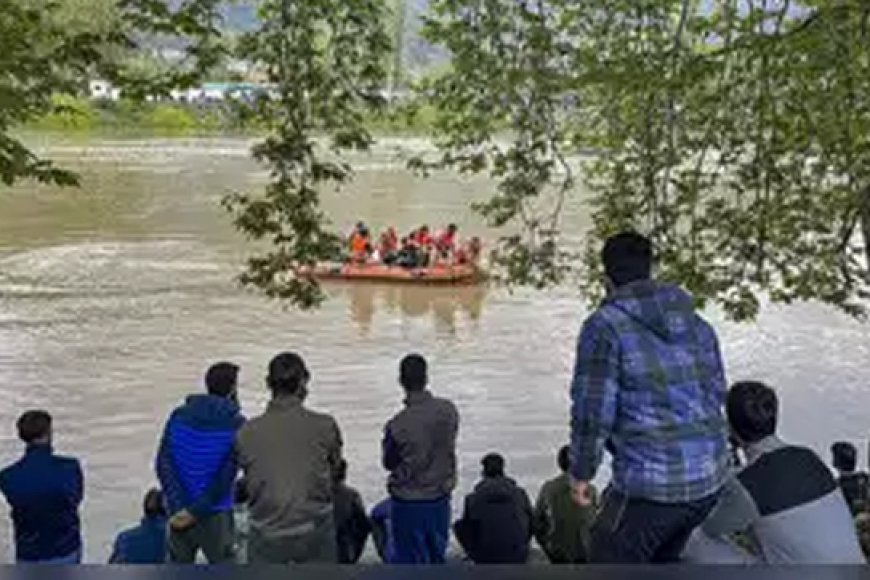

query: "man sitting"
xmin=109 ymin=489 xmax=168 ymax=564
xmin=454 ymin=453 xmax=534 ymax=564
xmin=831 ymin=441 xmax=869 ymax=516
xmin=684 ymin=381 xmax=865 ymax=564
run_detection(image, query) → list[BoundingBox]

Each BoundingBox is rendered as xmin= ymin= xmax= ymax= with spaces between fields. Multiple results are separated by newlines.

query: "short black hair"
xmin=267 ymin=352 xmax=310 ymax=396
xmin=205 ymin=362 xmax=239 ymax=398
xmin=17 ymin=410 xmax=51 ymax=444
xmin=726 ymin=381 xmax=778 ymax=444
xmin=557 ymin=445 xmax=570 ymax=473
xmin=400 ymin=354 xmax=428 ymax=391
xmin=601 ymin=232 xmax=653 ymax=287
xmin=143 ymin=488 xmax=166 ymax=519
xmin=832 ymin=442 xmax=858 ymax=473
xmin=481 ymin=453 xmax=505 ymax=478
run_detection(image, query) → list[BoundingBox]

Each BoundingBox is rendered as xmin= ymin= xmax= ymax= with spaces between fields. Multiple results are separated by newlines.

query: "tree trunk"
xmin=861 ymin=186 xmax=870 ymax=277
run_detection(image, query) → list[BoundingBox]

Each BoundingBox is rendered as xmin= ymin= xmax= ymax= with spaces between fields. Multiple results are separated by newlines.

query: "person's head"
xmin=481 ymin=453 xmax=505 ymax=478
xmin=601 ymin=232 xmax=653 ymax=288
xmin=355 ymin=221 xmax=366 ymax=233
xmin=557 ymin=445 xmax=570 ymax=473
xmin=447 ymin=224 xmax=458 ymax=234
xmin=832 ymin=442 xmax=858 ymax=474
xmin=726 ymin=381 xmax=778 ymax=446
xmin=143 ymin=488 xmax=166 ymax=519
xmin=399 ymin=354 xmax=428 ymax=392
xmin=333 ymin=458 xmax=348 ymax=485
xmin=267 ymin=352 xmax=310 ymax=398
xmin=17 ymin=410 xmax=52 ymax=445
xmin=205 ymin=361 xmax=239 ymax=400
xmin=420 ymin=225 xmax=429 ymax=235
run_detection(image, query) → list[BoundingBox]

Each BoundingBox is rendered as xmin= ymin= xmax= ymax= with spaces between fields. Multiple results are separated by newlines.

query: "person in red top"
xmin=410 ymin=226 xmax=433 ymax=267
xmin=348 ymin=223 xmax=372 ymax=264
xmin=434 ymin=224 xmax=459 ymax=263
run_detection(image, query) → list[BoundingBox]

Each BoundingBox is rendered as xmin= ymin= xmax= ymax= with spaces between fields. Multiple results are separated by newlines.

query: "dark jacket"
xmin=236 ymin=395 xmax=343 ymax=538
xmin=570 ymin=280 xmax=728 ymax=503
xmin=838 ymin=472 xmax=870 ymax=516
xmin=533 ymin=473 xmax=598 ymax=563
xmin=333 ymin=483 xmax=371 ymax=564
xmin=454 ymin=476 xmax=533 ymax=564
xmin=383 ymin=390 xmax=459 ymax=501
xmin=155 ymin=394 xmax=244 ymax=519
xmin=109 ymin=516 xmax=167 ymax=564
xmin=0 ymin=444 xmax=83 ymax=562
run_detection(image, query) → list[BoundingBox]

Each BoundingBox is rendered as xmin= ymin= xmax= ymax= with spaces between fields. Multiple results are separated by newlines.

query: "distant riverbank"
xmin=26 ymin=96 xmax=437 ymax=137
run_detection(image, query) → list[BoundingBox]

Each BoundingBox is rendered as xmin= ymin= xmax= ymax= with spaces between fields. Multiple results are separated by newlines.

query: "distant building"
xmin=88 ymin=80 xmax=121 ymax=101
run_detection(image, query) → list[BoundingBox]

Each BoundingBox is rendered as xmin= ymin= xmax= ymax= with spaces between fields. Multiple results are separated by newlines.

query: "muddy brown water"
xmin=0 ymin=137 xmax=868 ymax=561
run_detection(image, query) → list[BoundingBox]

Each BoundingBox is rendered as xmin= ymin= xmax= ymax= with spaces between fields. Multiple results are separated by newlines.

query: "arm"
xmin=187 ymin=447 xmax=238 ymax=520
xmin=569 ymin=315 xmax=619 ymax=483
xmin=155 ymin=418 xmax=189 ymax=514
xmin=382 ymin=425 xmax=402 ymax=471
xmin=699 ymin=323 xmax=727 ymax=406
xmin=70 ymin=459 xmax=84 ymax=507
xmin=328 ymin=418 xmax=344 ymax=481
xmin=532 ymin=485 xmax=551 ymax=549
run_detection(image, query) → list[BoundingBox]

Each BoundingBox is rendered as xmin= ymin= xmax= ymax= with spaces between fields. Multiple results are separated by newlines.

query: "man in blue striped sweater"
xmin=156 ymin=362 xmax=245 ymax=564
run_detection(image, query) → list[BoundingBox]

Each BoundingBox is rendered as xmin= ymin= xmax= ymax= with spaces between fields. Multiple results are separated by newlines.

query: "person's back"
xmin=156 ymin=362 xmax=243 ymax=564
xmin=109 ymin=489 xmax=167 ymax=564
xmin=236 ymin=352 xmax=343 ymax=564
xmin=455 ymin=454 xmax=532 ymax=564
xmin=0 ymin=410 xmax=83 ymax=564
xmin=570 ymin=232 xmax=727 ymax=563
xmin=686 ymin=382 xmax=865 ymax=564
xmin=534 ymin=447 xmax=598 ymax=564
xmin=383 ymin=354 xmax=459 ymax=564
xmin=332 ymin=460 xmax=371 ymax=564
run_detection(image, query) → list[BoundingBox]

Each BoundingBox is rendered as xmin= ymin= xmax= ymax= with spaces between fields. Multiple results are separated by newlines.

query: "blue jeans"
xmin=389 ymin=496 xmax=451 ymax=564
xmin=590 ymin=487 xmax=719 ymax=563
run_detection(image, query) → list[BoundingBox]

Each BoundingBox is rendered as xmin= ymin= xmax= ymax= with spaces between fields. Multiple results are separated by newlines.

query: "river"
xmin=0 ymin=137 xmax=868 ymax=562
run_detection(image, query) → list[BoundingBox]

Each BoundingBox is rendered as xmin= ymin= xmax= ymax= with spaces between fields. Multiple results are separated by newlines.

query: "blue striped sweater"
xmin=156 ymin=394 xmax=244 ymax=518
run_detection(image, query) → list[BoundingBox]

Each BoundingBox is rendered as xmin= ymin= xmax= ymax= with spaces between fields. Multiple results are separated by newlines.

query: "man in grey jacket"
xmin=236 ymin=352 xmax=344 ymax=564
xmin=382 ymin=354 xmax=459 ymax=564
xmin=684 ymin=381 xmax=865 ymax=564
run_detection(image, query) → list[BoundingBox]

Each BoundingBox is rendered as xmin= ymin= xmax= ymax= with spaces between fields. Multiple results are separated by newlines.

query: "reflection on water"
xmin=341 ymin=283 xmax=487 ymax=336
xmin=0 ymin=138 xmax=868 ymax=562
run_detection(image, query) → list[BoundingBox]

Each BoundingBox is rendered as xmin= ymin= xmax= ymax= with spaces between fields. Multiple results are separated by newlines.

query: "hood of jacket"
xmin=474 ymin=476 xmax=521 ymax=504
xmin=175 ymin=393 xmax=243 ymax=430
xmin=605 ymin=279 xmax=698 ymax=343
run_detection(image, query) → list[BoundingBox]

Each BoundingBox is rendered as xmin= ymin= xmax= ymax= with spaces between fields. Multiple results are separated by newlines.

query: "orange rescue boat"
xmin=308 ymin=262 xmax=484 ymax=285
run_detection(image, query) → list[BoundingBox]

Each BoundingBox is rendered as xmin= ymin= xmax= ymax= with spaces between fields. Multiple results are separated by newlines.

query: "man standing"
xmin=156 ymin=362 xmax=244 ymax=564
xmin=236 ymin=352 xmax=343 ymax=564
xmin=569 ymin=232 xmax=728 ymax=563
xmin=0 ymin=410 xmax=84 ymax=564
xmin=383 ymin=354 xmax=459 ymax=564
xmin=454 ymin=453 xmax=534 ymax=564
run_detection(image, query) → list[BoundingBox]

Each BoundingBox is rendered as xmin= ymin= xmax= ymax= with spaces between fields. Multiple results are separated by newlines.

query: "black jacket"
xmin=454 ymin=476 xmax=533 ymax=564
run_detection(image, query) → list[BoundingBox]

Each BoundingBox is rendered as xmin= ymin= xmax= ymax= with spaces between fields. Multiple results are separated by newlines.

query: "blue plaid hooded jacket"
xmin=569 ymin=280 xmax=728 ymax=503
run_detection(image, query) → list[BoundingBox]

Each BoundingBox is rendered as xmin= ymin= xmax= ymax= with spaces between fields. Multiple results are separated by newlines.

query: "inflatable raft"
xmin=308 ymin=262 xmax=484 ymax=285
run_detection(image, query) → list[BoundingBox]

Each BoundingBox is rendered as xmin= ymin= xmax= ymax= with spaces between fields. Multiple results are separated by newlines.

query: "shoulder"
xmin=580 ymin=308 xmax=620 ymax=342
xmin=303 ymin=407 xmax=341 ymax=432
xmin=738 ymin=446 xmax=835 ymax=516
xmin=54 ymin=454 xmax=82 ymax=470
xmin=434 ymin=396 xmax=459 ymax=415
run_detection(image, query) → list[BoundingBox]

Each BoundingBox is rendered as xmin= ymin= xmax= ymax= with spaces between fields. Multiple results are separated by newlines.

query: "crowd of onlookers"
xmin=0 ymin=231 xmax=868 ymax=566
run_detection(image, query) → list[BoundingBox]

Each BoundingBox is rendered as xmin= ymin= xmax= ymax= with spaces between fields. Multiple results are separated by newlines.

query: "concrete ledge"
xmin=0 ymin=567 xmax=869 ymax=580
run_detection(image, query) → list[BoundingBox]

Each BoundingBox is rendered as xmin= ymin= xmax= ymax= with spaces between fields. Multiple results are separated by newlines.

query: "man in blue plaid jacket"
xmin=569 ymin=232 xmax=729 ymax=563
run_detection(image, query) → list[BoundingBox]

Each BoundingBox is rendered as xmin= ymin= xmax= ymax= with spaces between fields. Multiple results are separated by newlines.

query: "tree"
xmin=421 ymin=0 xmax=870 ymax=320
xmin=0 ymin=0 xmax=226 ymax=186
xmin=222 ymin=0 xmax=392 ymax=308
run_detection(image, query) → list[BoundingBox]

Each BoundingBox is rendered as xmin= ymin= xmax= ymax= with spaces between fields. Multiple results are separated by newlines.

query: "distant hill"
xmin=219 ymin=1 xmax=447 ymax=77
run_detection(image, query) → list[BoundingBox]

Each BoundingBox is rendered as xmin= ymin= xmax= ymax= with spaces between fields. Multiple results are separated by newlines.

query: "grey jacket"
xmin=685 ymin=436 xmax=865 ymax=564
xmin=382 ymin=390 xmax=459 ymax=501
xmin=236 ymin=395 xmax=343 ymax=539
